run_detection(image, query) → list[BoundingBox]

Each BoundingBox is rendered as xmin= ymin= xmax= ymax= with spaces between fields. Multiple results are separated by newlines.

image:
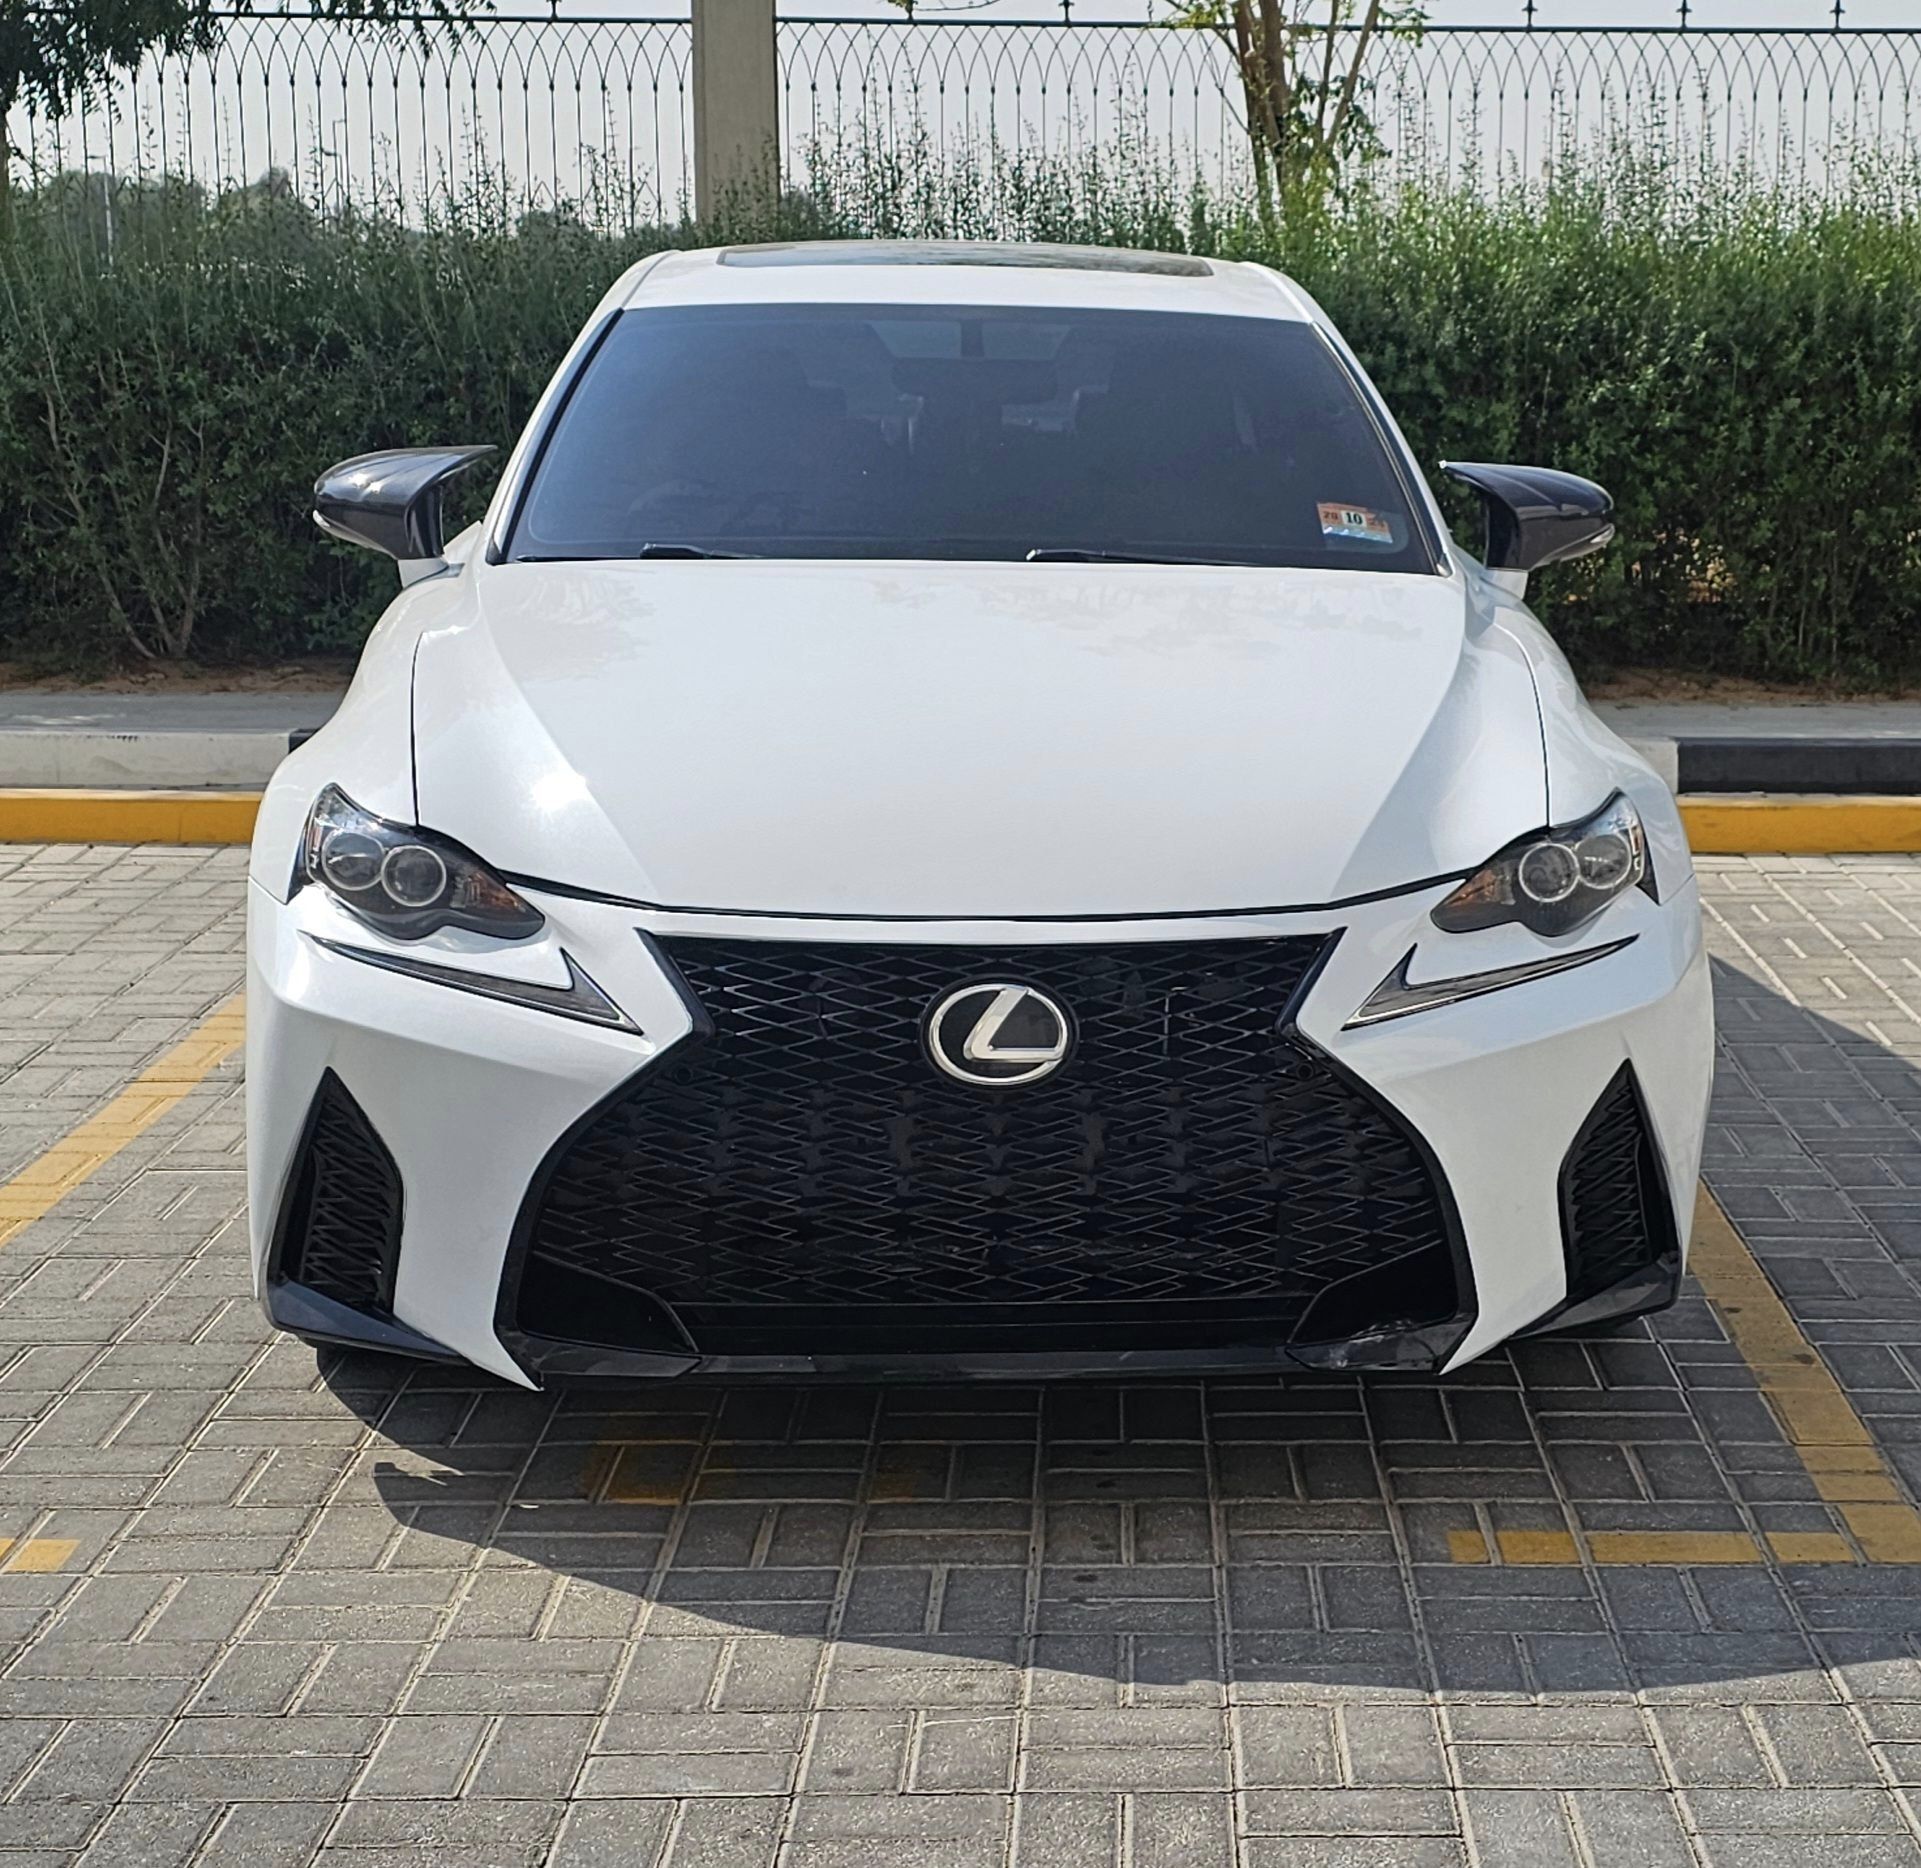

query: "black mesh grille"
xmin=1559 ymin=1066 xmax=1676 ymax=1308
xmin=512 ymin=936 xmax=1465 ymax=1359
xmin=274 ymin=1073 xmax=404 ymax=1314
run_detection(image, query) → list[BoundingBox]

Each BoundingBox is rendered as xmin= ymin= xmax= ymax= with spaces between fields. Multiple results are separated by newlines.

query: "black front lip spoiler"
xmin=265 ymin=1279 xmax=463 ymax=1364
xmin=265 ymin=1276 xmax=1469 ymax=1381
xmin=482 ymin=1316 xmax=1471 ymax=1384
xmin=1516 ymin=1251 xmax=1683 ymax=1339
xmin=267 ymin=1259 xmax=1682 ymax=1383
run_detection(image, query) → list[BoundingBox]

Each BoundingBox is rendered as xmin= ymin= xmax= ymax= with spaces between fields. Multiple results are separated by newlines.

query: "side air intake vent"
xmin=272 ymin=1072 xmax=404 ymax=1316
xmin=1558 ymin=1065 xmax=1677 ymax=1310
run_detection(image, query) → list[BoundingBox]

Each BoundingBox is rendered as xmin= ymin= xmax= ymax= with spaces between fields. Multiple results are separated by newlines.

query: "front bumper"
xmin=246 ymin=874 xmax=1713 ymax=1387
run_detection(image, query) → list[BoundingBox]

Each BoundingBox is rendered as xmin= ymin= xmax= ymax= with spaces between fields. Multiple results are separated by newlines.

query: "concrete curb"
xmin=1622 ymin=735 xmax=1921 ymax=797
xmin=6 ymin=789 xmax=1921 ymax=854
xmin=0 ymin=729 xmax=310 ymax=791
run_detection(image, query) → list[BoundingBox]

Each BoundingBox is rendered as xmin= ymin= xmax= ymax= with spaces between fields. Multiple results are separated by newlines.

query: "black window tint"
xmin=510 ymin=303 xmax=1436 ymax=573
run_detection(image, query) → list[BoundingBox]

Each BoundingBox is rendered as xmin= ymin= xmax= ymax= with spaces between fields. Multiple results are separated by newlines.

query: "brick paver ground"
xmin=6 ymin=843 xmax=1921 ymax=1864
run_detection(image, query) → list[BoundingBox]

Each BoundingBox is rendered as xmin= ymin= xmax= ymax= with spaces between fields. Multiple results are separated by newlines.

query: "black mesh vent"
xmin=512 ymin=936 xmax=1465 ymax=1359
xmin=273 ymin=1073 xmax=404 ymax=1315
xmin=1559 ymin=1065 xmax=1676 ymax=1309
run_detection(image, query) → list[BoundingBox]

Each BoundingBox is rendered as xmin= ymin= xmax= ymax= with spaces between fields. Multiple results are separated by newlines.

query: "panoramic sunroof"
xmin=719 ymin=241 xmax=1212 ymax=277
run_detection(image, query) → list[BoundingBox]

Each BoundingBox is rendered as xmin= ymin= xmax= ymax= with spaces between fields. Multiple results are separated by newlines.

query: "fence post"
xmin=692 ymin=0 xmax=780 ymax=219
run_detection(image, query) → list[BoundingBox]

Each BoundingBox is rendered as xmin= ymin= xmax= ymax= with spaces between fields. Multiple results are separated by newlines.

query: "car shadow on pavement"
xmin=322 ymin=953 xmax=1921 ymax=1700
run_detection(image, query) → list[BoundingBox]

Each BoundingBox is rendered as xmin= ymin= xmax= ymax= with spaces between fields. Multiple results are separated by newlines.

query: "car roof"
xmin=621 ymin=240 xmax=1315 ymax=321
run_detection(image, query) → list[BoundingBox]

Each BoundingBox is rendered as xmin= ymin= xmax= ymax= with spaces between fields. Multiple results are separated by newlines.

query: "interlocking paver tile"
xmin=11 ymin=847 xmax=1921 ymax=1858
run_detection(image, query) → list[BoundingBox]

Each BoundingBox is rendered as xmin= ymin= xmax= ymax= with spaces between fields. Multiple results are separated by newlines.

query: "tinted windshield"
xmin=510 ymin=303 xmax=1437 ymax=573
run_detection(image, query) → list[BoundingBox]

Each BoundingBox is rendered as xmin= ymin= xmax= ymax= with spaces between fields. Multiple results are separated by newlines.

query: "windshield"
xmin=508 ymin=302 xmax=1438 ymax=573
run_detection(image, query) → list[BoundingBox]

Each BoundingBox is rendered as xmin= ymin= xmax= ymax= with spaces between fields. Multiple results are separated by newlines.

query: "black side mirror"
xmin=314 ymin=446 xmax=496 ymax=585
xmin=1440 ymin=462 xmax=1614 ymax=575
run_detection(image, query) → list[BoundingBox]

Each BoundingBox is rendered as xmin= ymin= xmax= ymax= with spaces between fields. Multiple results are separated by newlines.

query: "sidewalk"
xmin=6 ymin=690 xmax=1921 ymax=792
xmin=0 ymin=690 xmax=343 ymax=788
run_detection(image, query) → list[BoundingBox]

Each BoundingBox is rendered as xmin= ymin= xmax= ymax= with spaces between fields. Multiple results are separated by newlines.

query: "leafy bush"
xmin=0 ymin=176 xmax=685 ymax=665
xmin=3 ymin=146 xmax=1919 ymax=680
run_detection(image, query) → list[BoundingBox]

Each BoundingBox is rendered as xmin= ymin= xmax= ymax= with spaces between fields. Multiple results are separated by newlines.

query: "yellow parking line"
xmin=0 ymin=996 xmax=246 ymax=1250
xmin=1768 ymin=1530 xmax=1860 ymax=1564
xmin=1449 ymin=1190 xmax=1921 ymax=1567
xmin=0 ymin=1539 xmax=79 ymax=1574
xmin=1689 ymin=1185 xmax=1921 ymax=1563
xmin=1447 ymin=1527 xmax=1861 ymax=1568
xmin=597 ymin=1443 xmax=703 ymax=1506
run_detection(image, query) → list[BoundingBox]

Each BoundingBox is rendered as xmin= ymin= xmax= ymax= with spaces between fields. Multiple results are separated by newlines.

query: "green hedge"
xmin=3 ymin=151 xmax=1920 ymax=680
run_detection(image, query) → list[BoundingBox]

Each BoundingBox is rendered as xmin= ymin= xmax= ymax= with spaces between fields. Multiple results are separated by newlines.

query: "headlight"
xmin=295 ymin=786 xmax=543 ymax=941
xmin=1432 ymin=792 xmax=1652 ymax=938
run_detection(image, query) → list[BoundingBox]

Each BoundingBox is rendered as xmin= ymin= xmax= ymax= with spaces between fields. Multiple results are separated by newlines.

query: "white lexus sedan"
xmin=246 ymin=239 xmax=1714 ymax=1385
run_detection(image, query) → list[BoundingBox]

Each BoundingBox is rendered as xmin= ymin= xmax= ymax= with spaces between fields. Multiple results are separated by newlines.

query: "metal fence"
xmin=10 ymin=14 xmax=1921 ymax=224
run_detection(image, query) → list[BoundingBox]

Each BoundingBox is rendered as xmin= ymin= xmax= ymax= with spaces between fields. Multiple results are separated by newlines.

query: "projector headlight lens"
xmin=1433 ymin=792 xmax=1651 ymax=938
xmin=296 ymin=786 xmax=543 ymax=941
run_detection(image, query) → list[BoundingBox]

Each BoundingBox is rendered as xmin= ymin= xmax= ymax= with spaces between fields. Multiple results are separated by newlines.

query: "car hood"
xmin=411 ymin=560 xmax=1546 ymax=918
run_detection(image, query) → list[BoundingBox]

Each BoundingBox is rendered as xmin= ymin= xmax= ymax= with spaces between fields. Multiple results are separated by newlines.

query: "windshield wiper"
xmin=1025 ymin=547 xmax=1254 ymax=568
xmin=513 ymin=545 xmax=762 ymax=563
xmin=635 ymin=543 xmax=761 ymax=560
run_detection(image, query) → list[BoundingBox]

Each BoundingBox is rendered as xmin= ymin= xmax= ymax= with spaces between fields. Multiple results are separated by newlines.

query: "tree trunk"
xmin=1323 ymin=0 xmax=1384 ymax=175
xmin=1230 ymin=0 xmax=1282 ymax=225
xmin=0 ymin=84 xmax=14 ymax=242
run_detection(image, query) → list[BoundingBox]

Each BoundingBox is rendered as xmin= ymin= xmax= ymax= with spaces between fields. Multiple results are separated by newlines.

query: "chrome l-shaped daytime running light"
xmin=310 ymin=937 xmax=639 ymax=1033
xmin=1345 ymin=936 xmax=1638 ymax=1030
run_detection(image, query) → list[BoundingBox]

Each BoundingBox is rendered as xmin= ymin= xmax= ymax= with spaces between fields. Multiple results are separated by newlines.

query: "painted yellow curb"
xmin=0 ymin=790 xmax=261 ymax=844
xmin=2 ymin=790 xmax=1921 ymax=855
xmin=1681 ymin=795 xmax=1921 ymax=854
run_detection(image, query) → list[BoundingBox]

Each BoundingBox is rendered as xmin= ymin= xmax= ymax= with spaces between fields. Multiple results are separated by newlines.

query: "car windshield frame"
xmin=498 ymin=300 xmax=1447 ymax=577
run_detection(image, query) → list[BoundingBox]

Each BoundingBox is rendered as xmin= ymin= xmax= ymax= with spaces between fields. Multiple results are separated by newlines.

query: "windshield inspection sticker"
xmin=1318 ymin=502 xmax=1396 ymax=545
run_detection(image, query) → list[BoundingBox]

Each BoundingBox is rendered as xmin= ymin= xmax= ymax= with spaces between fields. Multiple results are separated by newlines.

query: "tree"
xmin=1161 ymin=0 xmax=1424 ymax=214
xmin=0 ymin=0 xmax=490 ymax=224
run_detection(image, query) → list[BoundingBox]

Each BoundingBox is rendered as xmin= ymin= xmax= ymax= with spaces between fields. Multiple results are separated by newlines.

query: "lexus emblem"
xmin=924 ymin=982 xmax=1073 ymax=1088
